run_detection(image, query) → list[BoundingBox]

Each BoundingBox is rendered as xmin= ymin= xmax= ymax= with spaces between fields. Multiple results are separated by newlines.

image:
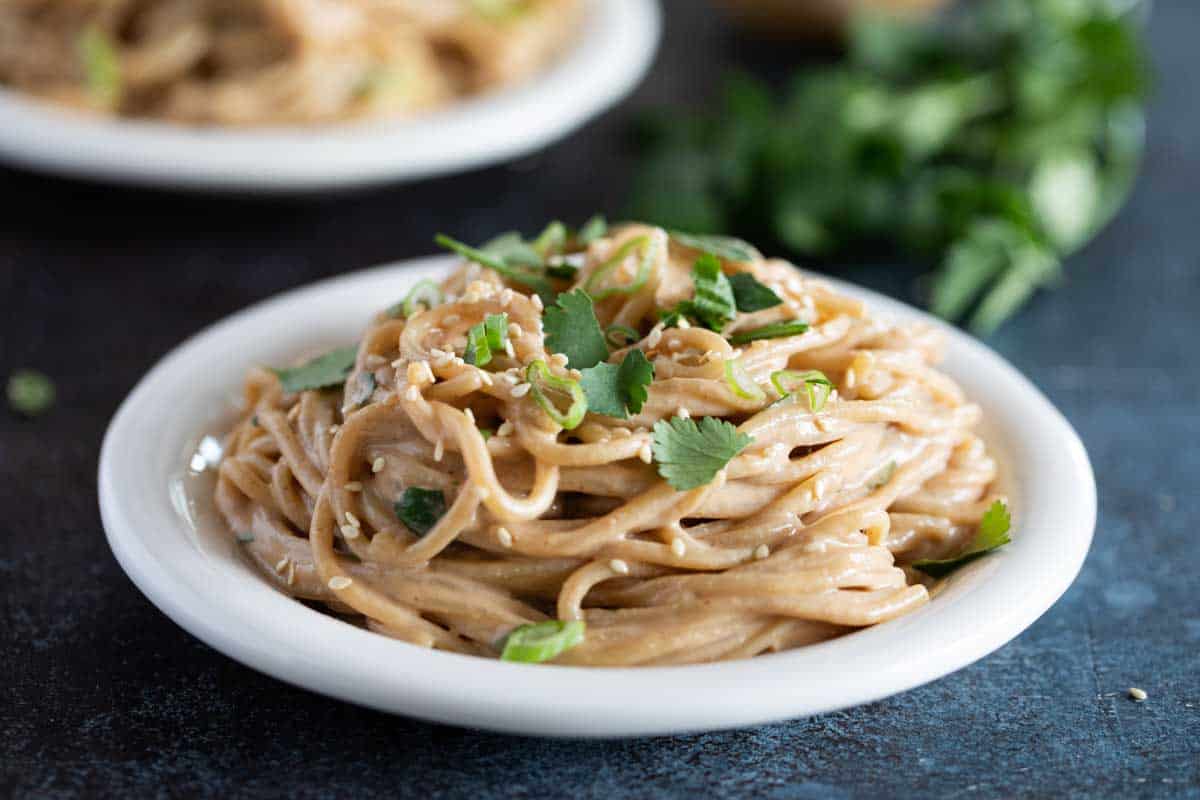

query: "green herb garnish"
xmin=533 ymin=221 xmax=568 ymax=258
xmin=271 ymin=346 xmax=358 ymax=394
xmin=670 ymin=231 xmax=760 ymax=263
xmin=6 ymin=369 xmax=55 ymax=417
xmin=729 ymin=272 xmax=783 ymax=312
xmin=728 ymin=321 xmax=810 ymax=345
xmin=435 ymin=233 xmax=555 ymax=303
xmin=78 ymin=27 xmax=121 ymax=107
xmin=577 ymin=215 xmax=608 ymax=246
xmin=388 ymin=278 xmax=443 ymax=318
xmin=677 ymin=253 xmax=737 ymax=331
xmin=914 ymin=500 xmax=1012 ymax=577
xmin=582 ymin=236 xmax=653 ymax=300
xmin=464 ymin=313 xmax=509 ymax=367
xmin=723 ymin=358 xmax=765 ymax=401
xmin=526 ymin=359 xmax=587 ymax=430
xmin=543 ymin=289 xmax=609 ymax=370
xmin=501 ymin=620 xmax=585 ymax=663
xmin=578 ymin=350 xmax=655 ymax=419
xmin=771 ymin=369 xmax=834 ymax=412
xmin=394 ymin=487 xmax=447 ymax=536
xmin=651 ymin=416 xmax=753 ymax=491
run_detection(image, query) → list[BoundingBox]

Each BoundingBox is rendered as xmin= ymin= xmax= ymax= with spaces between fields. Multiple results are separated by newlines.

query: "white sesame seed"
xmin=340 ymin=524 xmax=360 ymax=540
xmin=1129 ymin=687 xmax=1148 ymax=701
xmin=405 ymin=386 xmax=420 ymax=402
xmin=464 ymin=408 xmax=475 ymax=424
xmin=274 ymin=556 xmax=290 ymax=574
xmin=677 ymin=408 xmax=691 ymax=419
xmin=638 ymin=444 xmax=652 ymax=464
xmin=500 ymin=288 xmax=515 ymax=306
xmin=671 ymin=538 xmax=686 ymax=557
xmin=430 ymin=348 xmax=447 ymax=359
xmin=434 ymin=439 xmax=444 ymax=462
xmin=497 ymin=420 xmax=515 ymax=437
xmin=479 ymin=371 xmax=494 ymax=386
xmin=365 ymin=354 xmax=386 ymax=368
xmin=677 ymin=317 xmax=691 ymax=330
xmin=328 ymin=576 xmax=353 ymax=591
xmin=392 ymin=358 xmax=406 ymax=370
xmin=754 ymin=544 xmax=770 ymax=560
xmin=845 ymin=368 xmax=857 ymax=389
xmin=511 ymin=382 xmax=531 ymax=398
xmin=504 ymin=340 xmax=515 ymax=358
xmin=609 ymin=559 xmax=630 ymax=575
xmin=646 ymin=327 xmax=663 ymax=348
xmin=372 ymin=456 xmax=386 ymax=473
xmin=550 ymin=353 xmax=569 ymax=368
xmin=497 ymin=527 xmax=513 ymax=547
xmin=477 ymin=486 xmax=491 ymax=500
xmin=344 ymin=481 xmax=363 ymax=492
xmin=508 ymin=322 xmax=524 ymax=338
xmin=287 ymin=562 xmax=296 ymax=586
xmin=345 ymin=511 xmax=361 ymax=528
xmin=531 ymin=295 xmax=544 ymax=311
xmin=667 ymin=338 xmax=681 ymax=351
xmin=329 ymin=424 xmax=340 ymax=434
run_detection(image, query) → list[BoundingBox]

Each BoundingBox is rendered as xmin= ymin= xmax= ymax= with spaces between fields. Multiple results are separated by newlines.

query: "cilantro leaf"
xmin=394 ymin=487 xmax=447 ymax=536
xmin=914 ymin=500 xmax=1012 ymax=577
xmin=652 ymin=416 xmax=753 ymax=490
xmin=479 ymin=232 xmax=543 ymax=269
xmin=729 ymin=272 xmax=783 ymax=312
xmin=670 ymin=231 xmax=761 ymax=263
xmin=543 ymin=289 xmax=609 ymax=369
xmin=435 ymin=233 xmax=555 ymax=303
xmin=271 ymin=346 xmax=358 ymax=394
xmin=680 ymin=254 xmax=737 ymax=331
xmin=728 ymin=320 xmax=810 ymax=344
xmin=579 ymin=350 xmax=655 ymax=419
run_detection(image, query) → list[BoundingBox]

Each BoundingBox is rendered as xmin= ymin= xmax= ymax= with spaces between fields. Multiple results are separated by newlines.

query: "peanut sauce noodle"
xmin=214 ymin=223 xmax=1003 ymax=665
xmin=0 ymin=0 xmax=580 ymax=125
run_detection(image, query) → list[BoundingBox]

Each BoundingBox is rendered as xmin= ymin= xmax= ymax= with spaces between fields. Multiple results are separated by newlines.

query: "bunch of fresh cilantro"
xmin=629 ymin=0 xmax=1150 ymax=333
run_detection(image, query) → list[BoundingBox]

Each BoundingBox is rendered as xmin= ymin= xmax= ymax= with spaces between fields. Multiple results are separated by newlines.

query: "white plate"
xmin=99 ymin=255 xmax=1096 ymax=738
xmin=0 ymin=0 xmax=659 ymax=192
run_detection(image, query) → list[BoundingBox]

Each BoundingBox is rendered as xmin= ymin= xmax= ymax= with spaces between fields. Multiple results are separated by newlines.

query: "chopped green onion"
xmin=724 ymin=358 xmax=766 ymax=402
xmin=525 ymin=359 xmax=587 ymax=430
xmin=392 ymin=279 xmax=443 ymax=318
xmin=577 ymin=214 xmax=608 ymax=246
xmin=465 ymin=322 xmax=492 ymax=366
xmin=533 ymin=221 xmax=568 ymax=257
xmin=6 ymin=369 xmax=55 ymax=417
xmin=605 ymin=324 xmax=641 ymax=347
xmin=271 ymin=346 xmax=358 ymax=394
xmin=583 ymin=236 xmax=653 ymax=300
xmin=478 ymin=427 xmax=495 ymax=441
xmin=728 ymin=320 xmax=810 ymax=345
xmin=500 ymin=620 xmax=585 ymax=663
xmin=771 ymin=369 xmax=834 ymax=412
xmin=484 ymin=312 xmax=508 ymax=352
xmin=78 ymin=26 xmax=121 ymax=107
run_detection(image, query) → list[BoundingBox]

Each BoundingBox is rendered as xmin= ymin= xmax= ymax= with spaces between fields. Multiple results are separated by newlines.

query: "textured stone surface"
xmin=1 ymin=1 xmax=1198 ymax=797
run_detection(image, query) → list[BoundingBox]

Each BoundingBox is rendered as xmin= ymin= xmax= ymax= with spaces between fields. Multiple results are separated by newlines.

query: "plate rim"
xmin=0 ymin=0 xmax=661 ymax=191
xmin=98 ymin=255 xmax=1097 ymax=738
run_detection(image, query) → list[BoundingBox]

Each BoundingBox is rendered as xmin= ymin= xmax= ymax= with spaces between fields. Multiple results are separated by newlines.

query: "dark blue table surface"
xmin=1 ymin=1 xmax=1197 ymax=797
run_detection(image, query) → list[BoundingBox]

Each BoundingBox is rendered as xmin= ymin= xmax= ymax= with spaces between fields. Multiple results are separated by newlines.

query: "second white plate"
xmin=0 ymin=0 xmax=660 ymax=192
xmin=99 ymin=256 xmax=1096 ymax=737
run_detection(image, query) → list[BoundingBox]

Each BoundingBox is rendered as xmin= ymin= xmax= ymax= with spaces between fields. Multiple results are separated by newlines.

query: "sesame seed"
xmin=477 ymin=486 xmax=491 ymax=500
xmin=504 ymin=340 xmax=515 ymax=358
xmin=609 ymin=559 xmax=630 ymax=575
xmin=287 ymin=562 xmax=296 ymax=586
xmin=405 ymin=386 xmax=420 ymax=402
xmin=497 ymin=527 xmax=513 ymax=548
xmin=430 ymin=348 xmax=447 ymax=358
xmin=328 ymin=576 xmax=353 ymax=591
xmin=677 ymin=408 xmax=691 ymax=419
xmin=464 ymin=408 xmax=475 ymax=424
xmin=365 ymin=354 xmax=386 ymax=368
xmin=677 ymin=317 xmax=691 ymax=330
xmin=508 ymin=322 xmax=524 ymax=338
xmin=392 ymin=358 xmax=406 ymax=370
xmin=531 ymin=295 xmax=544 ymax=311
xmin=344 ymin=511 xmax=361 ymax=528
xmin=667 ymin=338 xmax=682 ymax=351
xmin=500 ymin=288 xmax=515 ymax=306
xmin=329 ymin=424 xmax=340 ymax=434
xmin=671 ymin=538 xmax=686 ymax=557
xmin=434 ymin=439 xmax=444 ymax=462
xmin=340 ymin=525 xmax=360 ymax=540
xmin=274 ymin=556 xmax=289 ymax=574
xmin=511 ymin=383 xmax=531 ymax=398
xmin=1129 ymin=687 xmax=1148 ymax=701
xmin=372 ymin=456 xmax=386 ymax=473
xmin=646 ymin=327 xmax=663 ymax=348
xmin=344 ymin=481 xmax=363 ymax=492
xmin=845 ymin=368 xmax=857 ymax=389
xmin=754 ymin=544 xmax=770 ymax=560
xmin=638 ymin=444 xmax=652 ymax=464
xmin=479 ymin=371 xmax=494 ymax=386
xmin=497 ymin=420 xmax=515 ymax=437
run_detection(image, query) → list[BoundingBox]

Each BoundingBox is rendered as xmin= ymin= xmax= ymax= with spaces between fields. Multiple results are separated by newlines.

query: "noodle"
xmin=0 ymin=0 xmax=580 ymax=125
xmin=213 ymin=222 xmax=1005 ymax=665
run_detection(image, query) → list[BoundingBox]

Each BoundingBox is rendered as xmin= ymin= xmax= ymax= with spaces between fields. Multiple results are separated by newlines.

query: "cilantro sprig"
xmin=543 ymin=289 xmax=609 ymax=369
xmin=729 ymin=273 xmax=782 ymax=312
xmin=728 ymin=320 xmax=810 ymax=345
xmin=652 ymin=416 xmax=753 ymax=490
xmin=271 ymin=346 xmax=358 ymax=394
xmin=668 ymin=253 xmax=738 ymax=332
xmin=670 ymin=231 xmax=761 ymax=263
xmin=435 ymin=233 xmax=556 ymax=303
xmin=914 ymin=500 xmax=1012 ymax=577
xmin=579 ymin=350 xmax=655 ymax=419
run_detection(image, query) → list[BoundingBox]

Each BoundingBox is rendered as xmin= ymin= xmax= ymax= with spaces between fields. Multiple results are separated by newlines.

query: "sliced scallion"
xmin=771 ymin=369 xmax=834 ymax=412
xmin=605 ymin=324 xmax=641 ymax=348
xmin=500 ymin=620 xmax=585 ymax=663
xmin=526 ymin=359 xmax=587 ymax=430
xmin=724 ymin=358 xmax=766 ymax=402
xmin=583 ymin=236 xmax=653 ymax=300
